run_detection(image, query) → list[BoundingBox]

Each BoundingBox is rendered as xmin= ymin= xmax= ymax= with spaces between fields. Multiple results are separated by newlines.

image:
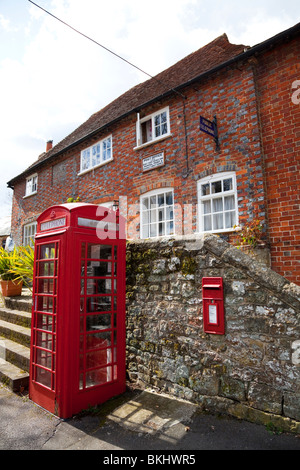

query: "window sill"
xmin=139 ymin=234 xmax=175 ymax=241
xmin=78 ymin=158 xmax=113 ymax=176
xmin=23 ymin=191 xmax=37 ymax=199
xmin=134 ymin=133 xmax=172 ymax=150
xmin=197 ymin=228 xmax=236 ymax=235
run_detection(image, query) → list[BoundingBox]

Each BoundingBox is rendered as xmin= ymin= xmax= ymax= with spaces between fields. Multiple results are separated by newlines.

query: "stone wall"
xmin=126 ymin=234 xmax=300 ymax=432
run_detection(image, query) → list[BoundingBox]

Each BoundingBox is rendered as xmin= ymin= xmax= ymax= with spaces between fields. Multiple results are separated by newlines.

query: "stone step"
xmin=0 ymin=357 xmax=29 ymax=392
xmin=0 ymin=318 xmax=31 ymax=348
xmin=0 ymin=335 xmax=30 ymax=372
xmin=0 ymin=291 xmax=32 ymax=392
xmin=0 ymin=306 xmax=31 ymax=328
xmin=2 ymin=289 xmax=33 ymax=313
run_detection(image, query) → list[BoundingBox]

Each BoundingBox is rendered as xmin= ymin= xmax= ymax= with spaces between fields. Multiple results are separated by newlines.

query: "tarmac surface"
xmin=1 ymin=383 xmax=300 ymax=457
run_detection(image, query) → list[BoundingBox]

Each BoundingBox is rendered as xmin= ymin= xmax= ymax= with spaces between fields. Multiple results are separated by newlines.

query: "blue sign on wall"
xmin=199 ymin=115 xmax=220 ymax=150
xmin=200 ymin=116 xmax=215 ymax=136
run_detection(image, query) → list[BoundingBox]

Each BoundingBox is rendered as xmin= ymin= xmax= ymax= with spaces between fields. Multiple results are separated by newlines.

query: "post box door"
xmin=202 ymin=277 xmax=225 ymax=335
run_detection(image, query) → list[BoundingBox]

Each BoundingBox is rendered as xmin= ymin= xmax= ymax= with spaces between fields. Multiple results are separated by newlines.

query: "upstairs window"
xmin=23 ymin=222 xmax=37 ymax=247
xmin=136 ymin=107 xmax=171 ymax=148
xmin=197 ymin=172 xmax=238 ymax=233
xmin=25 ymin=174 xmax=38 ymax=197
xmin=80 ymin=135 xmax=112 ymax=174
xmin=140 ymin=188 xmax=174 ymax=238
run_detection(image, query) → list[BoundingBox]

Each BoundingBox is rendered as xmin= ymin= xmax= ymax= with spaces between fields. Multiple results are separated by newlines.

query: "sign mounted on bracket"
xmin=200 ymin=115 xmax=220 ymax=151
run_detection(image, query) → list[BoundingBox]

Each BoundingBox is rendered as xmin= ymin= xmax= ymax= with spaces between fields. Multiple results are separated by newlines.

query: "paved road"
xmin=1 ymin=384 xmax=299 ymax=457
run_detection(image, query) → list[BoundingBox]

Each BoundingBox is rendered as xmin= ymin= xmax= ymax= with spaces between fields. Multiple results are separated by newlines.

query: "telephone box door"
xmin=30 ymin=237 xmax=63 ymax=415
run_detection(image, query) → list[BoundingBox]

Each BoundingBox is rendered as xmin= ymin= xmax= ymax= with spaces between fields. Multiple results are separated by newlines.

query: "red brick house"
xmin=7 ymin=23 xmax=300 ymax=285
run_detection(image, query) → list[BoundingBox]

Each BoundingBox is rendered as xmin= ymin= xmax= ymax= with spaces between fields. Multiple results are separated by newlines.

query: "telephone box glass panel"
xmin=79 ymin=243 xmax=118 ymax=390
xmin=31 ymin=242 xmax=59 ymax=390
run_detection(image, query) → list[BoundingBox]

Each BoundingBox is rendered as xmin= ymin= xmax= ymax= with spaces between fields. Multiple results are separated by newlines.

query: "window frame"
xmin=140 ymin=187 xmax=175 ymax=239
xmin=135 ymin=107 xmax=171 ymax=149
xmin=197 ymin=172 xmax=238 ymax=234
xmin=23 ymin=222 xmax=37 ymax=247
xmin=79 ymin=135 xmax=113 ymax=175
xmin=24 ymin=174 xmax=38 ymax=198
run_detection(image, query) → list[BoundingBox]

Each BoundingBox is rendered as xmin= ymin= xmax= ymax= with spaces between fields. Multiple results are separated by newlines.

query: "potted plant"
xmin=0 ymin=247 xmax=23 ymax=297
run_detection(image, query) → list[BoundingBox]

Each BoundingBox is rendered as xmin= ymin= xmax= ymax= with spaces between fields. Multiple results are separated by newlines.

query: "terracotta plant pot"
xmin=0 ymin=279 xmax=23 ymax=297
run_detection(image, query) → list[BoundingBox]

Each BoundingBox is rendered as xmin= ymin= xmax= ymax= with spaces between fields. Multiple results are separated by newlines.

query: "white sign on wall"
xmin=142 ymin=152 xmax=164 ymax=172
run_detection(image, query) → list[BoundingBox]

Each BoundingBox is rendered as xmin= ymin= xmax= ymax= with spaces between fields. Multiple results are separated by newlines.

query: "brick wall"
xmin=255 ymin=37 xmax=300 ymax=284
xmin=185 ymin=63 xmax=267 ymax=235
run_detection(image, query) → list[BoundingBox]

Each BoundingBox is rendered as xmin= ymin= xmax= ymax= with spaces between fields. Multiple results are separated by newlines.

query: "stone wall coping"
xmin=127 ymin=234 xmax=300 ymax=311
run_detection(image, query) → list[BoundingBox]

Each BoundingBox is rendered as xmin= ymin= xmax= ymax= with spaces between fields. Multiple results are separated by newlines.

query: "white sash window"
xmin=197 ymin=172 xmax=238 ymax=233
xmin=140 ymin=188 xmax=174 ymax=238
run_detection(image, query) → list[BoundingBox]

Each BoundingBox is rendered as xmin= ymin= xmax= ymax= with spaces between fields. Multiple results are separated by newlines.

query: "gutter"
xmin=7 ymin=21 xmax=300 ymax=189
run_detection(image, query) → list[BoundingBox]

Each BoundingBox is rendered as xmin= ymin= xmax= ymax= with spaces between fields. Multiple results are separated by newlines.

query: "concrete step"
xmin=0 ymin=306 xmax=31 ymax=328
xmin=0 ymin=318 xmax=31 ymax=348
xmin=0 ymin=357 xmax=29 ymax=392
xmin=0 ymin=335 xmax=30 ymax=372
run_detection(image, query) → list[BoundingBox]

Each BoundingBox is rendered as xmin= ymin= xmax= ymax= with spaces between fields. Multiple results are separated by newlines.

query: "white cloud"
xmin=228 ymin=11 xmax=295 ymax=46
xmin=0 ymin=13 xmax=9 ymax=30
xmin=0 ymin=13 xmax=16 ymax=32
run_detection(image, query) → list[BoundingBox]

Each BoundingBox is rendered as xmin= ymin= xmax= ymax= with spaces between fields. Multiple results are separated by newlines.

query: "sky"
xmin=0 ymin=0 xmax=299 ymax=221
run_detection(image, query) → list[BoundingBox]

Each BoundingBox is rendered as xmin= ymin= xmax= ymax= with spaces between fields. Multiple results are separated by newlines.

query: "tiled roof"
xmin=9 ymin=33 xmax=247 ymax=182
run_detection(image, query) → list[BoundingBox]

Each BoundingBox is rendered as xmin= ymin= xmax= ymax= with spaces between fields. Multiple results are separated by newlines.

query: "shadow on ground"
xmin=1 ymin=384 xmax=300 ymax=451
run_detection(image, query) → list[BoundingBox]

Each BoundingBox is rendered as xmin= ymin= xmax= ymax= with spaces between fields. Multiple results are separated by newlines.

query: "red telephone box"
xmin=29 ymin=203 xmax=126 ymax=418
xmin=202 ymin=277 xmax=225 ymax=335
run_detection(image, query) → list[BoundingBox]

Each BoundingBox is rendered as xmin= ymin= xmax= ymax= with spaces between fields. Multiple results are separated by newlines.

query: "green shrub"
xmin=0 ymin=245 xmax=34 ymax=288
xmin=0 ymin=248 xmax=20 ymax=281
xmin=11 ymin=245 xmax=34 ymax=288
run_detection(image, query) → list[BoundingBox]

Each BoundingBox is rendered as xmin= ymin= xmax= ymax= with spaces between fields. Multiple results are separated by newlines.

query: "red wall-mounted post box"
xmin=202 ymin=277 xmax=225 ymax=335
xmin=29 ymin=203 xmax=126 ymax=418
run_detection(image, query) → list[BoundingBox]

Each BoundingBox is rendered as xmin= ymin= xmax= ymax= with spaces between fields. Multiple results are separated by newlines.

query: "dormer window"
xmin=135 ymin=107 xmax=171 ymax=148
xmin=25 ymin=174 xmax=38 ymax=197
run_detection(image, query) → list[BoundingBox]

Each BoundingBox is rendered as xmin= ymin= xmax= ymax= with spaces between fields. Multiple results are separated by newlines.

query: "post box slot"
xmin=203 ymin=284 xmax=221 ymax=288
